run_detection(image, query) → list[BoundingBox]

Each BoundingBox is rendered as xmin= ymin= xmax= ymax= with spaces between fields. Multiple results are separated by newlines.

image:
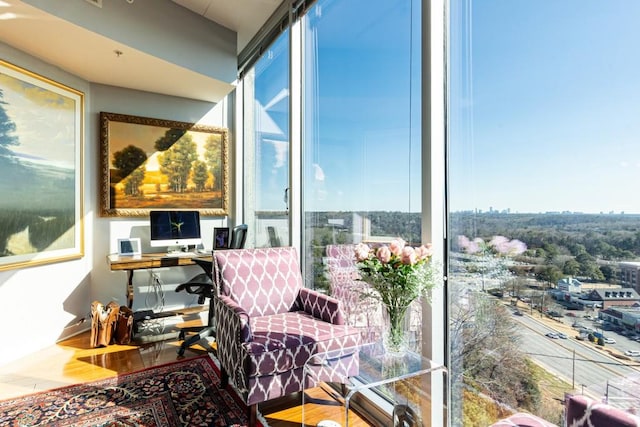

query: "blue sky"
xmin=255 ymin=0 xmax=420 ymax=213
xmin=450 ymin=0 xmax=640 ymax=214
xmin=256 ymin=0 xmax=640 ymax=215
xmin=307 ymin=0 xmax=421 ymax=213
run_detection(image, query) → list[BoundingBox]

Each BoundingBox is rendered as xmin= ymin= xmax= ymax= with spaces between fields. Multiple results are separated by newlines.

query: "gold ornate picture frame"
xmin=0 ymin=59 xmax=84 ymax=271
xmin=99 ymin=112 xmax=229 ymax=217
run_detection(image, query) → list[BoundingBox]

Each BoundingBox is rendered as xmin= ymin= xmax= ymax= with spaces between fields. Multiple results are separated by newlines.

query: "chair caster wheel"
xmin=177 ymin=345 xmax=186 ymax=356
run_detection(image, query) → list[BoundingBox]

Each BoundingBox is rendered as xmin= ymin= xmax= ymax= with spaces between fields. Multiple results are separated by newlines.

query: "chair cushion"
xmin=244 ymin=311 xmax=360 ymax=377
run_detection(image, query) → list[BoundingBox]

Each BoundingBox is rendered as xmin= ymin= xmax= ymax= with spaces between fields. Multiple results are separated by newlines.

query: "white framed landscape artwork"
xmin=0 ymin=59 xmax=84 ymax=271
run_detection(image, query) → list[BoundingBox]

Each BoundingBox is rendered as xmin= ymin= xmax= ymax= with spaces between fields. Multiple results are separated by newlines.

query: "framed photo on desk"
xmin=214 ymin=227 xmax=229 ymax=249
xmin=118 ymin=238 xmax=141 ymax=256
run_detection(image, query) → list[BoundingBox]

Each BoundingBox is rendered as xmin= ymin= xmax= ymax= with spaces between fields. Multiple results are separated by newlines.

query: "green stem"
xmin=386 ymin=303 xmax=410 ymax=352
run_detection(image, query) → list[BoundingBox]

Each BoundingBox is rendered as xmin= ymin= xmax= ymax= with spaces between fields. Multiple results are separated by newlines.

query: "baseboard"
xmin=56 ymin=319 xmax=91 ymax=343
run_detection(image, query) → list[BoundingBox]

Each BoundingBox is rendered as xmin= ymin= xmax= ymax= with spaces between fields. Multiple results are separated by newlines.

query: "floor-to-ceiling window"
xmin=239 ymin=0 xmax=443 ymax=424
xmin=449 ymin=1 xmax=640 ymax=425
xmin=300 ymin=0 xmax=422 ymax=291
xmin=299 ymin=0 xmax=435 ymax=422
xmin=242 ymin=30 xmax=290 ymax=249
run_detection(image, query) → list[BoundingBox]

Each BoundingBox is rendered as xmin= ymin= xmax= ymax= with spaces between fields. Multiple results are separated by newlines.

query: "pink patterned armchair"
xmin=213 ymin=247 xmax=361 ymax=426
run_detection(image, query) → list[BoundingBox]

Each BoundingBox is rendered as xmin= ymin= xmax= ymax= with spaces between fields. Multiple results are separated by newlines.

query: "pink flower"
xmin=507 ymin=239 xmax=527 ymax=255
xmin=355 ymin=243 xmax=371 ymax=261
xmin=490 ymin=236 xmax=527 ymax=255
xmin=457 ymin=235 xmax=471 ymax=249
xmin=469 ymin=238 xmax=483 ymax=254
xmin=401 ymin=246 xmax=417 ymax=265
xmin=415 ymin=244 xmax=433 ymax=260
xmin=388 ymin=239 xmax=406 ymax=256
xmin=490 ymin=236 xmax=510 ymax=253
xmin=459 ymin=235 xmax=482 ymax=253
xmin=376 ymin=246 xmax=392 ymax=263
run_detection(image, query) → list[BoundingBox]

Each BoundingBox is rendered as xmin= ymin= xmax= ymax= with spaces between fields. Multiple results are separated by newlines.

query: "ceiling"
xmin=0 ymin=0 xmax=283 ymax=102
xmin=172 ymin=0 xmax=281 ymax=54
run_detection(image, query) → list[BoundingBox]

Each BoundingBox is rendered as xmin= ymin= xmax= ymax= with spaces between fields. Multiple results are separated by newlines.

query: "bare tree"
xmin=450 ymin=280 xmax=540 ymax=420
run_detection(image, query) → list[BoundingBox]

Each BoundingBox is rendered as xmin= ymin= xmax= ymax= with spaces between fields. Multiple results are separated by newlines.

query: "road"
xmin=514 ymin=312 xmax=640 ymax=404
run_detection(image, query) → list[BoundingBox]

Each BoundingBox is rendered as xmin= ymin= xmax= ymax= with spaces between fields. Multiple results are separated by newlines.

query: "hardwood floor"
xmin=0 ymin=320 xmax=371 ymax=426
xmin=0 ymin=321 xmax=209 ymax=401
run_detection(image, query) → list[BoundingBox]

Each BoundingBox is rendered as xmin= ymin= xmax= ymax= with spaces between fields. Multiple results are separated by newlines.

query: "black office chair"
xmin=228 ymin=223 xmax=248 ymax=249
xmin=175 ymin=224 xmax=248 ymax=356
xmin=267 ymin=225 xmax=281 ymax=247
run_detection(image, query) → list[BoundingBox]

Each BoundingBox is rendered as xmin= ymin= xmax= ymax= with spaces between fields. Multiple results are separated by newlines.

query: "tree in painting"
xmin=191 ymin=160 xmax=208 ymax=192
xmin=0 ymin=89 xmax=18 ymax=157
xmin=112 ymin=144 xmax=147 ymax=183
xmin=204 ymin=134 xmax=222 ymax=192
xmin=154 ymin=128 xmax=186 ymax=151
xmin=158 ymin=134 xmax=197 ymax=193
xmin=124 ymin=168 xmax=145 ymax=196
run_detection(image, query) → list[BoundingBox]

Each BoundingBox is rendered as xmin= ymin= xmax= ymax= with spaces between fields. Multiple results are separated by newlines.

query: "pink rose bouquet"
xmin=355 ymin=239 xmax=437 ymax=353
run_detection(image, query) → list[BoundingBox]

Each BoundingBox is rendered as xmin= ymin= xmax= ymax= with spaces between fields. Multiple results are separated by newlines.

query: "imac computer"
xmin=149 ymin=210 xmax=202 ymax=256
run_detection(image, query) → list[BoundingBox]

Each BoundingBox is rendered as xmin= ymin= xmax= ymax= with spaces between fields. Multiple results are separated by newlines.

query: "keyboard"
xmin=164 ymin=252 xmax=198 ymax=258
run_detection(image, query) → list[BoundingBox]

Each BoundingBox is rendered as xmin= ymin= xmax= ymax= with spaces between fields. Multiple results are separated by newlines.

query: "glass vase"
xmin=382 ymin=302 xmax=412 ymax=355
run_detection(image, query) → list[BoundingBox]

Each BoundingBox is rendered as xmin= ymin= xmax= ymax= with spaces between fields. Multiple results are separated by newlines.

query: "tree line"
xmin=451 ymin=212 xmax=640 ymax=285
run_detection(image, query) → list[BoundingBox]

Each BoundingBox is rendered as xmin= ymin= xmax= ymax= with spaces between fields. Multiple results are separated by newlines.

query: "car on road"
xmin=603 ymin=337 xmax=616 ymax=344
xmin=556 ymin=332 xmax=568 ymax=339
xmin=624 ymin=350 xmax=640 ymax=357
xmin=546 ymin=332 xmax=559 ymax=339
xmin=513 ymin=310 xmax=523 ymax=316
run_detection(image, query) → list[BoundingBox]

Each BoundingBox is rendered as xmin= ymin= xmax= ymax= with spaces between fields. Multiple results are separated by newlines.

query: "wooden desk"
xmin=107 ymin=253 xmax=211 ymax=309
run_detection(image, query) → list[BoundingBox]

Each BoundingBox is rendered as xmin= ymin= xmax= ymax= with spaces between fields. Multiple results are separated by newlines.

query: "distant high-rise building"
xmin=619 ymin=261 xmax=640 ymax=292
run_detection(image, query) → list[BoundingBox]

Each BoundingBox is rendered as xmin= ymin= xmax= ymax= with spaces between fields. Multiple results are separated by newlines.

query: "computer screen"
xmin=149 ymin=210 xmax=202 ymax=248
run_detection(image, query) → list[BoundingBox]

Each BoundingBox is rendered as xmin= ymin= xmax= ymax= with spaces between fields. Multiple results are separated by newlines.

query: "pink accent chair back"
xmin=216 ymin=246 xmax=302 ymax=317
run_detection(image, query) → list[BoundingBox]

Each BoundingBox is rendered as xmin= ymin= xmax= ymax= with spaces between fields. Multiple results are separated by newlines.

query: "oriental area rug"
xmin=0 ymin=355 xmax=263 ymax=427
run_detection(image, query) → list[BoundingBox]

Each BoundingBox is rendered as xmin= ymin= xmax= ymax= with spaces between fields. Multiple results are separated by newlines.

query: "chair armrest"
xmin=213 ymin=294 xmax=252 ymax=343
xmin=566 ymin=394 xmax=640 ymax=427
xmin=299 ymin=287 xmax=345 ymax=325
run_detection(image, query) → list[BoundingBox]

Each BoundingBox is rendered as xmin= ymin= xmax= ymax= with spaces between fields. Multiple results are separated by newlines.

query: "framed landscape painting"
xmin=99 ymin=112 xmax=229 ymax=217
xmin=0 ymin=60 xmax=84 ymax=271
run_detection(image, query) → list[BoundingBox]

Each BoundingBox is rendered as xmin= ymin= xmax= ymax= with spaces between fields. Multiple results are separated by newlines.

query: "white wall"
xmin=0 ymin=42 xmax=92 ymax=366
xmin=0 ymin=44 xmax=236 ymax=367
